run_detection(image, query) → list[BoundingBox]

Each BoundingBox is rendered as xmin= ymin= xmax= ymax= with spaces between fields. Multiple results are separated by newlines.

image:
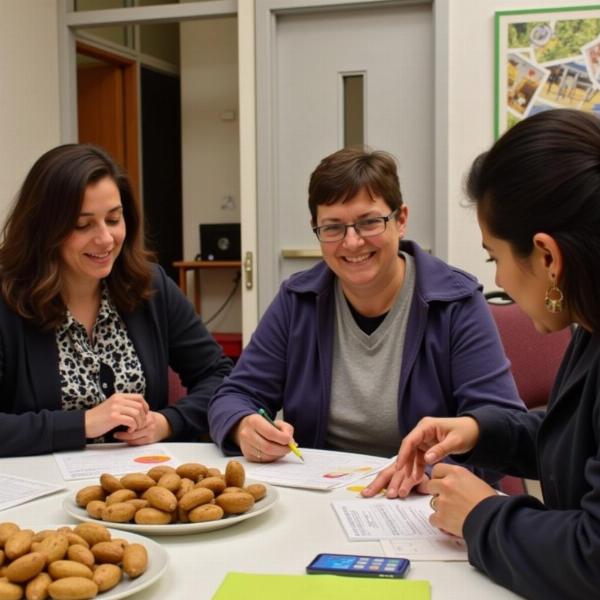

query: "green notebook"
xmin=212 ymin=572 xmax=430 ymax=599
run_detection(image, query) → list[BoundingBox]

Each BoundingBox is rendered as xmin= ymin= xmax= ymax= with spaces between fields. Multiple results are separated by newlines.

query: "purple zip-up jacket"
xmin=209 ymin=241 xmax=525 ymax=473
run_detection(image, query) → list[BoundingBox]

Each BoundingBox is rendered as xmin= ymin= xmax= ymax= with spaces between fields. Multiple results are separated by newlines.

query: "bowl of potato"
xmin=0 ymin=522 xmax=167 ymax=600
xmin=62 ymin=460 xmax=279 ymax=536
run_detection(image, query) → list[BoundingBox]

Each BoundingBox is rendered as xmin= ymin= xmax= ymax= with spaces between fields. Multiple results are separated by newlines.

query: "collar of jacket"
xmin=283 ymin=240 xmax=482 ymax=303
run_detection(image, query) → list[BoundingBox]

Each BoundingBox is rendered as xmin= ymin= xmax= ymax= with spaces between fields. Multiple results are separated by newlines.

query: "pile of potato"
xmin=75 ymin=460 xmax=267 ymax=525
xmin=0 ymin=521 xmax=147 ymax=600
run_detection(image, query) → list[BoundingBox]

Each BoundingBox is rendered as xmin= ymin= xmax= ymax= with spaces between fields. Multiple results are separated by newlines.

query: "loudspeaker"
xmin=199 ymin=223 xmax=241 ymax=261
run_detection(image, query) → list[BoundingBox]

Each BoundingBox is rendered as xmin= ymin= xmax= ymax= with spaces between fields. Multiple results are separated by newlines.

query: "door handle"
xmin=244 ymin=251 xmax=253 ymax=290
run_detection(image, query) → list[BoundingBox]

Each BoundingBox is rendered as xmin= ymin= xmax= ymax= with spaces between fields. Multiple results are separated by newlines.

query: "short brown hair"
xmin=308 ymin=148 xmax=403 ymax=223
xmin=0 ymin=143 xmax=154 ymax=329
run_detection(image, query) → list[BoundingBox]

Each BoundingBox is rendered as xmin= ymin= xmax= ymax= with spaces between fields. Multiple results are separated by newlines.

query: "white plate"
xmin=47 ymin=525 xmax=168 ymax=600
xmin=62 ymin=482 xmax=279 ymax=536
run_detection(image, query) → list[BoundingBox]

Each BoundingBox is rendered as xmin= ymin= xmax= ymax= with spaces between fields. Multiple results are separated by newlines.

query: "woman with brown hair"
xmin=0 ymin=143 xmax=232 ymax=457
xmin=208 ymin=147 xmax=524 ymax=494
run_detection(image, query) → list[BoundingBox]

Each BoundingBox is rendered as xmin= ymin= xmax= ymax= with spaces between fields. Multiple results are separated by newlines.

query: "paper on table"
xmin=54 ymin=444 xmax=180 ymax=480
xmin=212 ymin=572 xmax=430 ymax=600
xmin=380 ymin=537 xmax=468 ymax=561
xmin=332 ymin=495 xmax=444 ymax=540
xmin=243 ymin=448 xmax=393 ymax=490
xmin=0 ymin=474 xmax=65 ymax=511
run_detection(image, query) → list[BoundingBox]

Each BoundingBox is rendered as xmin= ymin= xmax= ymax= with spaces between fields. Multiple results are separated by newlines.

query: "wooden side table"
xmin=172 ymin=260 xmax=242 ymax=315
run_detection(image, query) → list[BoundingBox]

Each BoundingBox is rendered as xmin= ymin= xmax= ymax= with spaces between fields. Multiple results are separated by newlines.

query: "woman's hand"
xmin=426 ymin=463 xmax=496 ymax=537
xmin=114 ymin=411 xmax=172 ymax=445
xmin=396 ymin=416 xmax=481 ymax=482
xmin=232 ymin=413 xmax=295 ymax=463
xmin=84 ymin=393 xmax=149 ymax=439
xmin=362 ymin=464 xmax=429 ymax=498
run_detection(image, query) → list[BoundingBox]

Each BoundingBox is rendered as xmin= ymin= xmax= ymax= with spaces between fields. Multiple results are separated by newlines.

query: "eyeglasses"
xmin=312 ymin=210 xmax=398 ymax=243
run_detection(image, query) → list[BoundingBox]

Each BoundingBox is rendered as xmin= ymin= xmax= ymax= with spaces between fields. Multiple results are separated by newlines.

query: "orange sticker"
xmin=133 ymin=455 xmax=171 ymax=464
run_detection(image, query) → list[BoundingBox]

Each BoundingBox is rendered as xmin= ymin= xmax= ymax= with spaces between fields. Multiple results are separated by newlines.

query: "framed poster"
xmin=495 ymin=5 xmax=600 ymax=137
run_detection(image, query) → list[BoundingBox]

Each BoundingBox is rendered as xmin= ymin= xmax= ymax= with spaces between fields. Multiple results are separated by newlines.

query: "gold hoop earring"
xmin=545 ymin=283 xmax=564 ymax=313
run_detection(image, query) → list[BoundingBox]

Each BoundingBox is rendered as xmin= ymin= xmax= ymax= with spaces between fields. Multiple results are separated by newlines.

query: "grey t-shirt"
xmin=326 ymin=253 xmax=415 ymax=457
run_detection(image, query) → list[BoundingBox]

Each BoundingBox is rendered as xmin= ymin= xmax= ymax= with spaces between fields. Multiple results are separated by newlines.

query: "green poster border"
xmin=494 ymin=4 xmax=600 ymax=139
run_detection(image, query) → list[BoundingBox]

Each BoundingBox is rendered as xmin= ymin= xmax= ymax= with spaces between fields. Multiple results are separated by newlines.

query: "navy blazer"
xmin=0 ymin=265 xmax=232 ymax=456
xmin=463 ymin=328 xmax=600 ymax=599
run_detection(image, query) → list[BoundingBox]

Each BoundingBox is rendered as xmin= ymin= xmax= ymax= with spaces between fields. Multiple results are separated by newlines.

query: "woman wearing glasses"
xmin=0 ymin=144 xmax=232 ymax=457
xmin=208 ymin=148 xmax=524 ymax=492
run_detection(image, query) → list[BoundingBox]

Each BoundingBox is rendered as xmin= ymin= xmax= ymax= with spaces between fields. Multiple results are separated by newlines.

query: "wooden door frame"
xmin=76 ymin=41 xmax=140 ymax=199
xmin=57 ymin=0 xmax=259 ymax=341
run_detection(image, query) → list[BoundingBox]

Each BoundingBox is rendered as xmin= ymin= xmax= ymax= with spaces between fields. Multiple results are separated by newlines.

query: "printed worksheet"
xmin=380 ymin=537 xmax=468 ymax=561
xmin=243 ymin=448 xmax=393 ymax=490
xmin=0 ymin=474 xmax=64 ymax=511
xmin=54 ymin=444 xmax=180 ymax=480
xmin=332 ymin=495 xmax=442 ymax=540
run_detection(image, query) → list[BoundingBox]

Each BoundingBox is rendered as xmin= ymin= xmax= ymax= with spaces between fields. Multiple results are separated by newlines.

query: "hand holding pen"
xmin=233 ymin=409 xmax=304 ymax=463
xmin=258 ymin=409 xmax=304 ymax=462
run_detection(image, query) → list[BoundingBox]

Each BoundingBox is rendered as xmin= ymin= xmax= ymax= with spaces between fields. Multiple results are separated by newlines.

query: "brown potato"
xmin=244 ymin=483 xmax=267 ymax=502
xmin=178 ymin=488 xmax=214 ymax=512
xmin=156 ymin=473 xmax=181 ymax=493
xmin=215 ymin=492 xmax=255 ymax=515
xmin=92 ymin=564 xmax=121 ymax=593
xmin=0 ymin=580 xmax=23 ymax=600
xmin=47 ymin=576 xmax=98 ymax=600
xmin=98 ymin=474 xmax=123 ymax=494
xmin=225 ymin=460 xmax=245 ymax=488
xmin=5 ymin=552 xmax=45 ymax=584
xmin=119 ymin=473 xmax=155 ymax=492
xmin=145 ymin=466 xmax=176 ymax=482
xmin=75 ymin=487 xmax=105 ymax=509
xmin=0 ymin=525 xmax=20 ymax=549
xmin=84 ymin=502 xmax=105 ymax=520
xmin=175 ymin=479 xmax=195 ymax=500
xmin=144 ymin=487 xmax=177 ymax=513
xmin=36 ymin=534 xmax=69 ymax=564
xmin=25 ymin=572 xmax=52 ymax=600
xmin=4 ymin=531 xmax=34 ymax=561
xmin=0 ymin=550 xmax=4 ymax=568
xmin=133 ymin=508 xmax=171 ymax=525
xmin=63 ymin=534 xmax=88 ymax=550
xmin=222 ymin=487 xmax=244 ymax=495
xmin=188 ymin=504 xmax=224 ymax=523
xmin=66 ymin=546 xmax=95 ymax=569
xmin=31 ymin=531 xmax=54 ymax=544
xmin=125 ymin=499 xmax=148 ymax=511
xmin=206 ymin=467 xmax=222 ymax=478
xmin=175 ymin=463 xmax=208 ymax=481
xmin=48 ymin=561 xmax=93 ymax=581
xmin=89 ymin=542 xmax=122 ymax=565
xmin=195 ymin=477 xmax=226 ymax=496
xmin=72 ymin=525 xmax=110 ymax=549
xmin=122 ymin=544 xmax=147 ymax=579
xmin=100 ymin=503 xmax=136 ymax=524
xmin=104 ymin=490 xmax=137 ymax=506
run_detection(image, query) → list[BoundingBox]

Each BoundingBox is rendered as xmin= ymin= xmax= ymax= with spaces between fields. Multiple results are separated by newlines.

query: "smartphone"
xmin=306 ymin=553 xmax=410 ymax=579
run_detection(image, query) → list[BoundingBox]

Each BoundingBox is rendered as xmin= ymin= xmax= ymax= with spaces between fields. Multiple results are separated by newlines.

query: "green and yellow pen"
xmin=258 ymin=408 xmax=304 ymax=462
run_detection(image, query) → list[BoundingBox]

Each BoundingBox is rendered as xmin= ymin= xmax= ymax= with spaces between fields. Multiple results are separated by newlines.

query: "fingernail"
xmin=425 ymin=451 xmax=436 ymax=462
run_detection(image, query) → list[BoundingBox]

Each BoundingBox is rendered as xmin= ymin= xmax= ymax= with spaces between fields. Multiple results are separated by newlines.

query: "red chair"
xmin=485 ymin=291 xmax=572 ymax=495
xmin=168 ymin=368 xmax=187 ymax=405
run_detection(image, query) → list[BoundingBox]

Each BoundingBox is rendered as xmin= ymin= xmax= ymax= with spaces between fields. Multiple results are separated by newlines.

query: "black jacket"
xmin=462 ymin=327 xmax=600 ymax=600
xmin=0 ymin=265 xmax=232 ymax=457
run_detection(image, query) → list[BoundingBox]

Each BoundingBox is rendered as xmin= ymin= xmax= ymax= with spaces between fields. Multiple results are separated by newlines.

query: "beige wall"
xmin=445 ymin=0 xmax=600 ymax=292
xmin=0 ymin=0 xmax=61 ymax=222
xmin=180 ymin=16 xmax=241 ymax=332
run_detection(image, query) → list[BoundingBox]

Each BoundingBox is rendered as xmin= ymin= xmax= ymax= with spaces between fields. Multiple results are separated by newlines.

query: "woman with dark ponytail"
xmin=367 ymin=109 xmax=600 ymax=599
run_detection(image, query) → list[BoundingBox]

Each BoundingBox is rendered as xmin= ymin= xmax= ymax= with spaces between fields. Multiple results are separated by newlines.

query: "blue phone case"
xmin=306 ymin=553 xmax=410 ymax=579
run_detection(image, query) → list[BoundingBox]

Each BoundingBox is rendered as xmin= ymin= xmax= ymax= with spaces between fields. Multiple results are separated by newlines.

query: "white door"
xmin=257 ymin=0 xmax=434 ymax=314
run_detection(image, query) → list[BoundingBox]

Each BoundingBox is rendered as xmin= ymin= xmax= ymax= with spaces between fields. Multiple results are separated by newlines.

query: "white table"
xmin=0 ymin=444 xmax=520 ymax=599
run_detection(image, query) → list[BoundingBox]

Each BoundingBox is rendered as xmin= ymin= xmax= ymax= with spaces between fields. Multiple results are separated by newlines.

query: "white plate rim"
xmin=62 ymin=482 xmax=279 ymax=535
xmin=45 ymin=525 xmax=168 ymax=600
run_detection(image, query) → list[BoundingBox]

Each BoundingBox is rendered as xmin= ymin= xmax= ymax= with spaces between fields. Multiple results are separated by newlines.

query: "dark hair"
xmin=0 ymin=143 xmax=154 ymax=329
xmin=466 ymin=108 xmax=600 ymax=331
xmin=308 ymin=147 xmax=403 ymax=223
